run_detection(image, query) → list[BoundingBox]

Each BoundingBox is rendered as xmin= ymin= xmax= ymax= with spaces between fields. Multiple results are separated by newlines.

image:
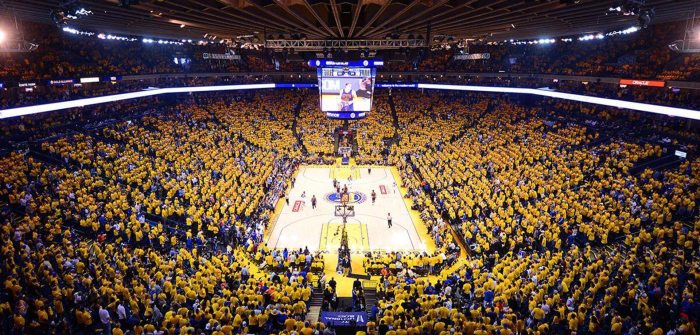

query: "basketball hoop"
xmin=338 ymin=146 xmax=353 ymax=157
xmin=335 ymin=204 xmax=355 ymax=223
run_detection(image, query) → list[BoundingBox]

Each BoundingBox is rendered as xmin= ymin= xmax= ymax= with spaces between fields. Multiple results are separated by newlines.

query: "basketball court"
xmin=266 ymin=165 xmax=426 ymax=252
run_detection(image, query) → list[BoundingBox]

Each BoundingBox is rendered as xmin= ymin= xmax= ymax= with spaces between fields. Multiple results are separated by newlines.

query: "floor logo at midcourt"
xmin=325 ymin=191 xmax=367 ymax=204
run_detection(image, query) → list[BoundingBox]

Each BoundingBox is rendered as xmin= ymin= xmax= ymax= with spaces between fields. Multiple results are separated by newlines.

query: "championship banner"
xmin=453 ymin=53 xmax=491 ymax=60
xmin=320 ymin=312 xmax=368 ymax=326
xmin=619 ymin=79 xmax=665 ymax=87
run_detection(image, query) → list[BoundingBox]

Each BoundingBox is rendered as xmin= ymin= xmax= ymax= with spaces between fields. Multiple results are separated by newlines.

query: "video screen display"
xmin=318 ymin=67 xmax=375 ymax=119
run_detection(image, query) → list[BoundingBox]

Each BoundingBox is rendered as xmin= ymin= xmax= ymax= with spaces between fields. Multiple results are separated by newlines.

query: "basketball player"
xmin=371 ymin=190 xmax=376 ymax=204
xmin=311 ymin=195 xmax=317 ymax=209
xmin=387 ymin=213 xmax=392 ymax=228
xmin=338 ymin=83 xmax=355 ymax=112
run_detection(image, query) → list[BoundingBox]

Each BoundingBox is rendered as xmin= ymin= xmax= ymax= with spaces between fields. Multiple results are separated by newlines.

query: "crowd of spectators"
xmin=0 ymin=91 xmax=328 ymax=334
xmin=0 ymin=86 xmax=698 ymax=335
xmin=359 ymin=90 xmax=698 ymax=335
xmin=1 ymin=20 xmax=699 ymax=113
xmin=1 ymin=20 xmax=698 ymax=84
xmin=384 ymin=21 xmax=700 ymax=81
xmin=0 ymin=23 xmax=273 ymax=83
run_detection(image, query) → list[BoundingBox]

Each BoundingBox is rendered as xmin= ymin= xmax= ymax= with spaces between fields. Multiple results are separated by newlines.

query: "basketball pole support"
xmin=337 ymin=202 xmax=351 ymax=275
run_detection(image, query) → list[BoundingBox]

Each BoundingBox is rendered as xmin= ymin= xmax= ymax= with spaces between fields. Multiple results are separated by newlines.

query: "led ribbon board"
xmin=1 ymin=82 xmax=698 ymax=121
xmin=0 ymin=84 xmax=275 ymax=119
xmin=417 ymin=83 xmax=700 ymax=120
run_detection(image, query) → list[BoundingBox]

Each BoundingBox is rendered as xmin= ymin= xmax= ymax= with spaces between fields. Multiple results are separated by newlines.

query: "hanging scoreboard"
xmin=309 ymin=60 xmax=381 ymax=120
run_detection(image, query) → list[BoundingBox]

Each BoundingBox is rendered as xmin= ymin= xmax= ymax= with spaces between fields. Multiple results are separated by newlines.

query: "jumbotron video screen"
xmin=317 ymin=66 xmax=376 ymax=119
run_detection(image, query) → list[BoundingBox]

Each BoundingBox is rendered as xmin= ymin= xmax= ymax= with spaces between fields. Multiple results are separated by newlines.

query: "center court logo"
xmin=325 ymin=192 xmax=367 ymax=204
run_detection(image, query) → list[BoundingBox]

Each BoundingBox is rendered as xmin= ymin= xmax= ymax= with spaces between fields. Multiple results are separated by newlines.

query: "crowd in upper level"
xmin=1 ymin=20 xmax=698 ymax=113
xmin=384 ymin=21 xmax=700 ymax=81
xmin=1 ymin=21 xmax=698 ymax=84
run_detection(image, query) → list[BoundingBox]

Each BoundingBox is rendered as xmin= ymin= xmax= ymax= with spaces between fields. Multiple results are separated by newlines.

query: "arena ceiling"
xmin=4 ymin=0 xmax=698 ymax=41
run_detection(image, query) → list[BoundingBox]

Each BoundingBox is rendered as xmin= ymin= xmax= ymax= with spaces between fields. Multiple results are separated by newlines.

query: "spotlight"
xmin=0 ymin=30 xmax=5 ymax=43
xmin=179 ymin=24 xmax=185 ymax=28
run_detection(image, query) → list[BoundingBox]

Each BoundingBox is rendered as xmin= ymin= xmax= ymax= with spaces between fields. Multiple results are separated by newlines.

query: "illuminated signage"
xmin=80 ymin=77 xmax=100 ymax=83
xmin=49 ymin=79 xmax=76 ymax=85
xmin=619 ymin=79 xmax=665 ymax=87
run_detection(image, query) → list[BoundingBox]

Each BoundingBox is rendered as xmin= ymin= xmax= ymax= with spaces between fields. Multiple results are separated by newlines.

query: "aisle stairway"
xmin=629 ymin=153 xmax=683 ymax=175
xmin=305 ymin=288 xmax=325 ymax=323
xmin=363 ymin=284 xmax=379 ymax=314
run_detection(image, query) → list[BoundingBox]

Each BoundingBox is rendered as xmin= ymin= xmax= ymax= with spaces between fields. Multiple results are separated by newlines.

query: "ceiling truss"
xmin=2 ymin=0 xmax=696 ymax=42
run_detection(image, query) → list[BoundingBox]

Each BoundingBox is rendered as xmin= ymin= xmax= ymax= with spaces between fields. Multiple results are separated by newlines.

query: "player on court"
xmin=311 ymin=195 xmax=317 ymax=209
xmin=371 ymin=190 xmax=376 ymax=204
xmin=387 ymin=213 xmax=392 ymax=228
